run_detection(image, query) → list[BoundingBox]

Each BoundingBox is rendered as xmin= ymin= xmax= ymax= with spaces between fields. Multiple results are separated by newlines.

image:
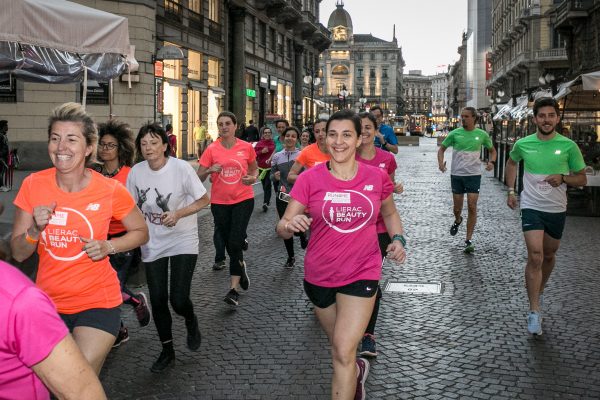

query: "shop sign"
xmin=246 ymin=89 xmax=256 ymax=97
xmin=259 ymin=76 xmax=269 ymax=88
xmin=155 ymin=78 xmax=163 ymax=113
xmin=154 ymin=61 xmax=163 ymax=77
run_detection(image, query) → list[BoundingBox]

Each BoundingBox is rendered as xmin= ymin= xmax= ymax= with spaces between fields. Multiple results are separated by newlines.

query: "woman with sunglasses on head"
xmin=355 ymin=111 xmax=404 ymax=359
xmin=127 ymin=122 xmax=210 ymax=373
xmin=277 ymin=109 xmax=406 ymax=400
xmin=11 ymin=103 xmax=148 ymax=376
xmin=96 ymin=120 xmax=151 ymax=348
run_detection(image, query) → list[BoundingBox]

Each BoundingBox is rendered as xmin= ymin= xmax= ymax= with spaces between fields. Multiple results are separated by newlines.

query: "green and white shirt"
xmin=510 ymin=133 xmax=586 ymax=213
xmin=441 ymin=127 xmax=493 ymax=176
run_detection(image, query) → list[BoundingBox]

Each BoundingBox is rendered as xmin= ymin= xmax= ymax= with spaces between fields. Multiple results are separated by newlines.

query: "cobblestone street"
xmin=32 ymin=137 xmax=600 ymax=399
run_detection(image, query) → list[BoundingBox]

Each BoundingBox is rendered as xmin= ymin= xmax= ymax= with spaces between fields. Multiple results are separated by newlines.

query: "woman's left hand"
xmin=241 ymin=175 xmax=257 ymax=186
xmin=385 ymin=241 xmax=406 ymax=263
xmin=393 ymin=182 xmax=404 ymax=194
xmin=80 ymin=237 xmax=111 ymax=261
xmin=161 ymin=211 xmax=180 ymax=227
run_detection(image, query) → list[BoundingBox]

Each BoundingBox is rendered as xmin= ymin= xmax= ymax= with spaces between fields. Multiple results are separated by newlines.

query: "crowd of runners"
xmin=0 ymin=96 xmax=586 ymax=400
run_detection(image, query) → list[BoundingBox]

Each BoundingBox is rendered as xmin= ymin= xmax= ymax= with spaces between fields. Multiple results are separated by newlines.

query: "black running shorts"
xmin=303 ymin=279 xmax=379 ymax=309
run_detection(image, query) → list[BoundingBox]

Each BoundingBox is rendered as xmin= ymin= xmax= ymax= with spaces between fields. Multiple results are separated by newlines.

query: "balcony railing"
xmin=534 ymin=48 xmax=567 ymax=61
xmin=554 ymin=0 xmax=594 ymax=29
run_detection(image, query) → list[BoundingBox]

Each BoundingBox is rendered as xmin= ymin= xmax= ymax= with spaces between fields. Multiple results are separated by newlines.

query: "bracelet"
xmin=106 ymin=240 xmax=117 ymax=255
xmin=508 ymin=189 xmax=516 ymax=196
xmin=561 ymin=174 xmax=567 ymax=184
xmin=25 ymin=232 xmax=39 ymax=244
xmin=392 ymin=234 xmax=406 ymax=247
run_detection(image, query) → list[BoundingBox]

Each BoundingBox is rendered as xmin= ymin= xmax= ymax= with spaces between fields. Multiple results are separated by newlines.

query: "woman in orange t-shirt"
xmin=198 ymin=111 xmax=258 ymax=306
xmin=96 ymin=120 xmax=151 ymax=347
xmin=10 ymin=103 xmax=148 ymax=375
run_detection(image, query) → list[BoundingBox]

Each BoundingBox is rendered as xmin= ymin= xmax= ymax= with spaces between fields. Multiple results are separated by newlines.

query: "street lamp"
xmin=303 ymin=73 xmax=321 ymax=125
xmin=338 ymin=85 xmax=349 ymax=110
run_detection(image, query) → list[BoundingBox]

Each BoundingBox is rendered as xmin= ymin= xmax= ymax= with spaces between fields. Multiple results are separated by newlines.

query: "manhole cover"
xmin=384 ymin=281 xmax=444 ymax=294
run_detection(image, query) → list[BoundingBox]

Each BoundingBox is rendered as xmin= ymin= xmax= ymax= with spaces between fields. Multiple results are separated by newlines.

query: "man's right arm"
xmin=32 ymin=335 xmax=107 ymax=400
xmin=437 ymin=145 xmax=447 ymax=172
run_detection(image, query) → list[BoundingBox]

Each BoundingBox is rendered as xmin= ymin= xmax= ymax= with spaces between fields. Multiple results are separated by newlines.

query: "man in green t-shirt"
xmin=505 ymin=97 xmax=587 ymax=336
xmin=438 ymin=107 xmax=497 ymax=253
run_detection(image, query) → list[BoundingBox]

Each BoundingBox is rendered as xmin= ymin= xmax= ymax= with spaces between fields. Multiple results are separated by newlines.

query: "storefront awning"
xmin=554 ymin=70 xmax=600 ymax=111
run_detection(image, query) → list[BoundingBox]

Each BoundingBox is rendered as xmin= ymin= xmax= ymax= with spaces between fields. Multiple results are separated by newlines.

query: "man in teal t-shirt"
xmin=438 ymin=107 xmax=497 ymax=253
xmin=505 ymin=97 xmax=586 ymax=336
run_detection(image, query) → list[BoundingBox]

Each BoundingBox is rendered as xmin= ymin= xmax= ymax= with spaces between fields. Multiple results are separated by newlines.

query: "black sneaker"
xmin=262 ymin=203 xmax=268 ymax=212
xmin=185 ymin=315 xmax=201 ymax=351
xmin=450 ymin=216 xmax=463 ymax=236
xmin=112 ymin=326 xmax=129 ymax=348
xmin=239 ymin=261 xmax=250 ymax=290
xmin=242 ymin=239 xmax=249 ymax=251
xmin=212 ymin=260 xmax=226 ymax=271
xmin=284 ymin=256 xmax=295 ymax=269
xmin=299 ymin=233 xmax=309 ymax=250
xmin=150 ymin=348 xmax=175 ymax=373
xmin=134 ymin=293 xmax=151 ymax=327
xmin=224 ymin=288 xmax=239 ymax=306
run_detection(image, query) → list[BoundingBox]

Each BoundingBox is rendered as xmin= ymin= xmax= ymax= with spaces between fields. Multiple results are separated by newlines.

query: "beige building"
xmin=430 ymin=73 xmax=448 ymax=123
xmin=320 ymin=1 xmax=404 ymax=116
xmin=0 ymin=0 xmax=329 ymax=168
xmin=403 ymin=71 xmax=431 ymax=116
xmin=487 ymin=0 xmax=568 ymax=105
xmin=448 ymin=32 xmax=468 ymax=119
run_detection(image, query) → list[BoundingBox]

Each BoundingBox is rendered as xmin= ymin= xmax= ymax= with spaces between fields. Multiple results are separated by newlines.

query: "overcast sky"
xmin=319 ymin=0 xmax=468 ymax=76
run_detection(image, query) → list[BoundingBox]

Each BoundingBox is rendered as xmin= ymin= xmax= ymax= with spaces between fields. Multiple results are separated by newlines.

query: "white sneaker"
xmin=0 ymin=186 xmax=10 ymax=192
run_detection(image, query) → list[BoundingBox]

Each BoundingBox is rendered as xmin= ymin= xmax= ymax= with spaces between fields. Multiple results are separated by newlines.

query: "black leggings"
xmin=365 ymin=233 xmax=390 ymax=336
xmin=211 ymin=198 xmax=254 ymax=276
xmin=261 ymin=172 xmax=272 ymax=205
xmin=276 ymin=197 xmax=295 ymax=258
xmin=145 ymin=254 xmax=198 ymax=343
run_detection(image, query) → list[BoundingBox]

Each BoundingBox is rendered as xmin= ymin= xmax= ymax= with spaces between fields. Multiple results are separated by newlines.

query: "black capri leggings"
xmin=145 ymin=254 xmax=198 ymax=343
xmin=211 ymin=198 xmax=254 ymax=276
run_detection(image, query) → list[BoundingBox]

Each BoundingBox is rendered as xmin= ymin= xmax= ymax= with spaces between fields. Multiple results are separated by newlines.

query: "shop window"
xmin=208 ymin=58 xmax=220 ymax=87
xmin=188 ymin=51 xmax=202 ymax=81
xmin=163 ymin=58 xmax=182 ymax=80
xmin=0 ymin=76 xmax=16 ymax=103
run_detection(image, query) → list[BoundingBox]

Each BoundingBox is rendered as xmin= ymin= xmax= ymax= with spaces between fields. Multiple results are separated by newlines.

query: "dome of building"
xmin=327 ymin=1 xmax=353 ymax=30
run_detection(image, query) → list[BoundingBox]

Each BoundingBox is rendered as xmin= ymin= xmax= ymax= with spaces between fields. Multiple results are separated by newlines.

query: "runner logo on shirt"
xmin=40 ymin=207 xmax=93 ymax=262
xmin=321 ymin=190 xmax=374 ymax=234
xmin=219 ymin=159 xmax=244 ymax=185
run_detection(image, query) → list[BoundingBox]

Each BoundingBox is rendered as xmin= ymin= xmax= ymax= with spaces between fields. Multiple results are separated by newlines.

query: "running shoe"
xmin=355 ymin=357 xmax=370 ymax=400
xmin=134 ymin=292 xmax=151 ymax=327
xmin=212 ymin=260 xmax=226 ymax=271
xmin=450 ymin=216 xmax=463 ymax=236
xmin=299 ymin=234 xmax=309 ymax=250
xmin=0 ymin=186 xmax=9 ymax=192
xmin=150 ymin=348 xmax=175 ymax=373
xmin=464 ymin=240 xmax=475 ymax=254
xmin=359 ymin=334 xmax=377 ymax=358
xmin=185 ymin=315 xmax=202 ymax=351
xmin=242 ymin=239 xmax=249 ymax=251
xmin=284 ymin=256 xmax=295 ymax=269
xmin=239 ymin=261 xmax=250 ymax=290
xmin=527 ymin=311 xmax=543 ymax=336
xmin=112 ymin=326 xmax=129 ymax=348
xmin=262 ymin=203 xmax=268 ymax=212
xmin=224 ymin=288 xmax=239 ymax=306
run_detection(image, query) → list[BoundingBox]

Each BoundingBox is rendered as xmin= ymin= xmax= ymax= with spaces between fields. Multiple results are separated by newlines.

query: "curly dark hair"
xmin=97 ymin=119 xmax=135 ymax=167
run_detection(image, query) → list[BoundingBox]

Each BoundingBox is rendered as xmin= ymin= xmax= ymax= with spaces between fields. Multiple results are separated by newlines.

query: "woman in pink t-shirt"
xmin=198 ymin=111 xmax=258 ymax=307
xmin=355 ymin=111 xmax=405 ymax=359
xmin=254 ymin=126 xmax=275 ymax=212
xmin=276 ymin=110 xmax=407 ymax=400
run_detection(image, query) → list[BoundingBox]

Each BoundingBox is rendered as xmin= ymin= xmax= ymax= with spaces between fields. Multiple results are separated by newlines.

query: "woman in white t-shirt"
xmin=127 ymin=123 xmax=210 ymax=373
xmin=276 ymin=110 xmax=407 ymax=400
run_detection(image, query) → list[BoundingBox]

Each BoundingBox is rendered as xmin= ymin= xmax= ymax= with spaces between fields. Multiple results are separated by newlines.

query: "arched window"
xmin=332 ymin=65 xmax=349 ymax=75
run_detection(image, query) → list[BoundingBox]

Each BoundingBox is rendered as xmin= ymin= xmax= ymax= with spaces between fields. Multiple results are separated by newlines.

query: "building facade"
xmin=430 ymin=73 xmax=448 ymax=124
xmin=320 ymin=2 xmax=404 ymax=117
xmin=403 ymin=71 xmax=432 ymax=116
xmin=0 ymin=0 xmax=330 ymax=168
xmin=448 ymin=32 xmax=468 ymax=119
xmin=487 ymin=0 xmax=568 ymax=106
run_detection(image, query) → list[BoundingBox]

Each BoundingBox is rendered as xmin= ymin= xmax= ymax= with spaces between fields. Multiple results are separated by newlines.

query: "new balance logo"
xmin=363 ymin=185 xmax=373 ymax=191
xmin=86 ymin=203 xmax=100 ymax=211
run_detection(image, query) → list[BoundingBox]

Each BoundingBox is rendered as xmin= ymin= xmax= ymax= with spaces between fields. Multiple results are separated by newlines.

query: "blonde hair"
xmin=48 ymin=102 xmax=98 ymax=164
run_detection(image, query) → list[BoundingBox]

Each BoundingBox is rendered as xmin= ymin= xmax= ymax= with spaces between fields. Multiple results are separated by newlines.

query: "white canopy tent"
xmin=0 ymin=0 xmax=136 ymax=105
xmin=554 ymin=70 xmax=600 ymax=112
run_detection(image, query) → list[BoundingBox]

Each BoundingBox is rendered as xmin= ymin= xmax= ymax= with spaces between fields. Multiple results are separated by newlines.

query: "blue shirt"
xmin=374 ymin=124 xmax=398 ymax=150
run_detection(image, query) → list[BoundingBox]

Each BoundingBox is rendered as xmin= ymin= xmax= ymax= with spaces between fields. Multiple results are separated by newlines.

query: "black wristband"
xmin=392 ymin=234 xmax=406 ymax=247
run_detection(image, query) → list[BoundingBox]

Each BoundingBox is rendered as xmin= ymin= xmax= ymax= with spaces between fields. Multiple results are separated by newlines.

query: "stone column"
xmin=293 ymin=42 xmax=304 ymax=128
xmin=230 ymin=7 xmax=246 ymax=122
